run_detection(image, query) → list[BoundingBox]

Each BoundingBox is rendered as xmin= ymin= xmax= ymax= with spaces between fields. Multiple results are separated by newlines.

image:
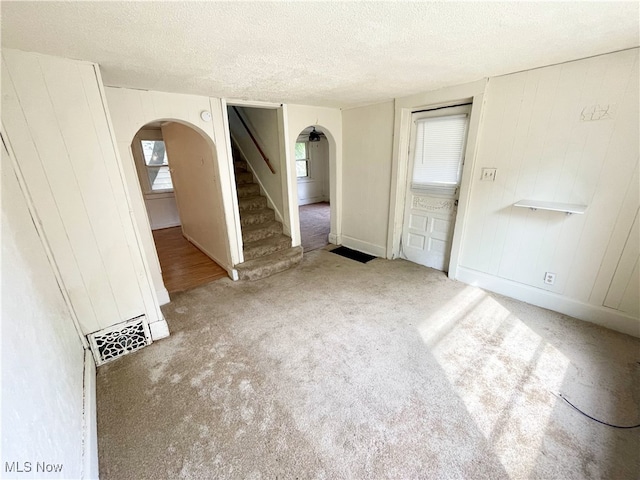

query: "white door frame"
xmin=386 ymin=79 xmax=488 ymax=279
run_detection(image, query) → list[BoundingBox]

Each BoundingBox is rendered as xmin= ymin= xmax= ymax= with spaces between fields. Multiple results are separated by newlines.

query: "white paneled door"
xmin=401 ymin=106 xmax=470 ymax=272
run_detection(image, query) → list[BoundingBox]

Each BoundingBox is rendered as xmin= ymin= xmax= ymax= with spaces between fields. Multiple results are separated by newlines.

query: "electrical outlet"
xmin=544 ymin=272 xmax=556 ymax=285
xmin=481 ymin=168 xmax=497 ymax=181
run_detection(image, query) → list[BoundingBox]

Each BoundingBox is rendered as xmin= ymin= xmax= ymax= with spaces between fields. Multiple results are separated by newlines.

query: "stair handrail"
xmin=232 ymin=106 xmax=276 ymax=174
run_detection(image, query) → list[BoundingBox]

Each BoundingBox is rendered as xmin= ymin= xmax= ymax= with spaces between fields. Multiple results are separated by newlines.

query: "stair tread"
xmin=235 ymin=246 xmax=303 ymax=280
xmin=240 ymin=207 xmax=272 ymax=217
xmin=238 ymin=195 xmax=267 ymax=211
xmin=239 ymin=194 xmax=264 ymax=202
xmin=242 ymin=220 xmax=281 ymax=233
xmin=243 ymin=233 xmax=291 ymax=249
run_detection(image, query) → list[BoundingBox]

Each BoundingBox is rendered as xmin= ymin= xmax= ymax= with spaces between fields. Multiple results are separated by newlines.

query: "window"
xmin=295 ymin=142 xmax=309 ymax=178
xmin=141 ymin=140 xmax=173 ymax=191
xmin=411 ymin=113 xmax=469 ymax=192
xmin=133 ymin=129 xmax=174 ymax=194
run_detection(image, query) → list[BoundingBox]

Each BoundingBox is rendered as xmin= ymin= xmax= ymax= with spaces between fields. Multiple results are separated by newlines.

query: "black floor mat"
xmin=330 ymin=246 xmax=376 ymax=264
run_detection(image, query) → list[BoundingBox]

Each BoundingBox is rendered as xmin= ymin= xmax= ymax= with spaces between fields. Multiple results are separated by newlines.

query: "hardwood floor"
xmin=152 ymin=226 xmax=227 ymax=293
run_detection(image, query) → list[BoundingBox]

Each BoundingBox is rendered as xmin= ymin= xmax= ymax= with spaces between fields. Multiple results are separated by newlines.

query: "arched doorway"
xmin=130 ymin=121 xmax=231 ymax=293
xmin=295 ymin=125 xmax=331 ymax=252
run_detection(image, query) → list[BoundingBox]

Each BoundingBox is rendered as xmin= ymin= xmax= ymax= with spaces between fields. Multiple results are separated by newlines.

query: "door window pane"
xmin=412 ymin=114 xmax=468 ymax=187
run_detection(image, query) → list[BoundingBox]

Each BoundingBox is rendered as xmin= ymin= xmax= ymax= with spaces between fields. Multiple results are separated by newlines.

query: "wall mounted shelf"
xmin=513 ymin=200 xmax=587 ymax=215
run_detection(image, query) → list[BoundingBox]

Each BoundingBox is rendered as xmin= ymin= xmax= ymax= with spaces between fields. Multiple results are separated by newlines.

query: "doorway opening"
xmin=400 ymin=105 xmax=471 ymax=272
xmin=296 ymin=126 xmax=331 ymax=252
xmin=131 ymin=121 xmax=228 ymax=294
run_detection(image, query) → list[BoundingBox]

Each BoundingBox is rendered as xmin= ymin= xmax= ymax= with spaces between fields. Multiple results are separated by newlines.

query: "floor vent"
xmin=87 ymin=316 xmax=151 ymax=366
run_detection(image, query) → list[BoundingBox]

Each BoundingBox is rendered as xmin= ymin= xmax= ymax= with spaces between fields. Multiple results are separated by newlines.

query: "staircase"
xmin=232 ymin=144 xmax=303 ymax=281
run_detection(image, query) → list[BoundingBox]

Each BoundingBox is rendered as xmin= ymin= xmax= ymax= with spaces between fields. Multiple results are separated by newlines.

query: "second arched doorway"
xmin=295 ymin=125 xmax=331 ymax=252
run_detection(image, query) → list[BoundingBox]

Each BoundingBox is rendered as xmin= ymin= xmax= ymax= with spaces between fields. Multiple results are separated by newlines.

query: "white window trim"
xmin=295 ymin=140 xmax=312 ymax=182
xmin=132 ymin=128 xmax=174 ymax=196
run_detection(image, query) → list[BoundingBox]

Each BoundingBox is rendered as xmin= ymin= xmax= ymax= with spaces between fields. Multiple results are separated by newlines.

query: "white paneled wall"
xmin=459 ymin=49 xmax=639 ymax=334
xmin=2 ymin=49 xmax=161 ymax=335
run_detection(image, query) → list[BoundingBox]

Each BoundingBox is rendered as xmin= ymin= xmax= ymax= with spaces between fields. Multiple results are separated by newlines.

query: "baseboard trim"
xmin=456 ymin=266 xmax=640 ymax=338
xmin=149 ymin=319 xmax=170 ymax=341
xmin=82 ymin=349 xmax=99 ymax=479
xmin=184 ymin=234 xmax=234 ymax=279
xmin=298 ymin=196 xmax=329 ymax=206
xmin=328 ymin=233 xmax=341 ymax=245
xmin=340 ymin=235 xmax=386 ymax=258
xmin=150 ymin=221 xmax=181 ymax=230
xmin=156 ymin=287 xmax=170 ymax=306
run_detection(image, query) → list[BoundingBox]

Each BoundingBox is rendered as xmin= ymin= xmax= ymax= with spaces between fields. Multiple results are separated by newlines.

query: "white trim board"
xmin=150 ymin=220 xmax=182 ymax=230
xmin=82 ymin=349 xmax=99 ymax=479
xmin=340 ymin=235 xmax=386 ymax=258
xmin=456 ymin=266 xmax=640 ymax=338
xmin=149 ymin=319 xmax=170 ymax=340
xmin=156 ymin=287 xmax=170 ymax=306
xmin=328 ymin=233 xmax=341 ymax=245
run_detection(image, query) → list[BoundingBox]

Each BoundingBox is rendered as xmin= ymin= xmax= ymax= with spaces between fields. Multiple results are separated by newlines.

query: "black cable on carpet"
xmin=556 ymin=393 xmax=640 ymax=429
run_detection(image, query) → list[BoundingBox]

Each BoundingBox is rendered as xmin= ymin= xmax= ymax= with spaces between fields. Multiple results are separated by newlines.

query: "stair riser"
xmin=240 ymin=210 xmax=275 ymax=226
xmin=236 ymin=246 xmax=304 ymax=281
xmin=236 ymin=172 xmax=254 ymax=185
xmin=238 ymin=253 xmax=303 ymax=281
xmin=239 ymin=197 xmax=267 ymax=211
xmin=242 ymin=223 xmax=282 ymax=243
xmin=243 ymin=238 xmax=291 ymax=260
xmin=237 ymin=184 xmax=261 ymax=198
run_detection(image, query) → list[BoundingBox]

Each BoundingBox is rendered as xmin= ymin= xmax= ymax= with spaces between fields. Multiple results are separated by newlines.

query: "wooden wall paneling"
xmin=465 ymin=74 xmax=523 ymax=275
xmin=564 ymin=52 xmax=639 ymax=301
xmin=590 ymin=164 xmax=640 ymax=305
xmin=2 ymin=52 xmax=105 ymax=333
xmin=604 ymin=211 xmax=639 ymax=315
xmin=39 ymin=57 xmax=144 ymax=325
xmin=486 ymin=73 xmax=538 ymax=276
xmin=529 ymin=60 xmax=593 ymax=290
xmin=459 ymin=49 xmax=638 ymax=316
xmin=496 ymin=67 xmax=557 ymax=284
xmin=617 ymin=258 xmax=639 ymax=317
xmin=79 ymin=65 xmax=159 ymax=322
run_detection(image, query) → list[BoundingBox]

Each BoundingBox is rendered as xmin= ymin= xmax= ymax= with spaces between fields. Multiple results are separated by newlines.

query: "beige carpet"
xmin=299 ymin=202 xmax=330 ymax=252
xmin=97 ymin=249 xmax=640 ymax=479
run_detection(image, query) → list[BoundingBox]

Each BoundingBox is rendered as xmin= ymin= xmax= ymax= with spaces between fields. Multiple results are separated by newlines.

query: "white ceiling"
xmin=2 ymin=2 xmax=638 ymax=108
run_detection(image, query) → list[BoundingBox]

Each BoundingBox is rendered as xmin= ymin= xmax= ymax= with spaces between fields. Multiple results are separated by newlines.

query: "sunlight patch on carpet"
xmin=419 ymin=290 xmax=570 ymax=479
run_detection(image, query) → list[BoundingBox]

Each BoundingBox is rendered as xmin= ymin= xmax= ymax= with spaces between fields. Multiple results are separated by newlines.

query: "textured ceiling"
xmin=2 ymin=2 xmax=638 ymax=108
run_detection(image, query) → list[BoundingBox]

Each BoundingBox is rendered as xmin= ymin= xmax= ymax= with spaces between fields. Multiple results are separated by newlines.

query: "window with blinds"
xmin=411 ymin=113 xmax=469 ymax=194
